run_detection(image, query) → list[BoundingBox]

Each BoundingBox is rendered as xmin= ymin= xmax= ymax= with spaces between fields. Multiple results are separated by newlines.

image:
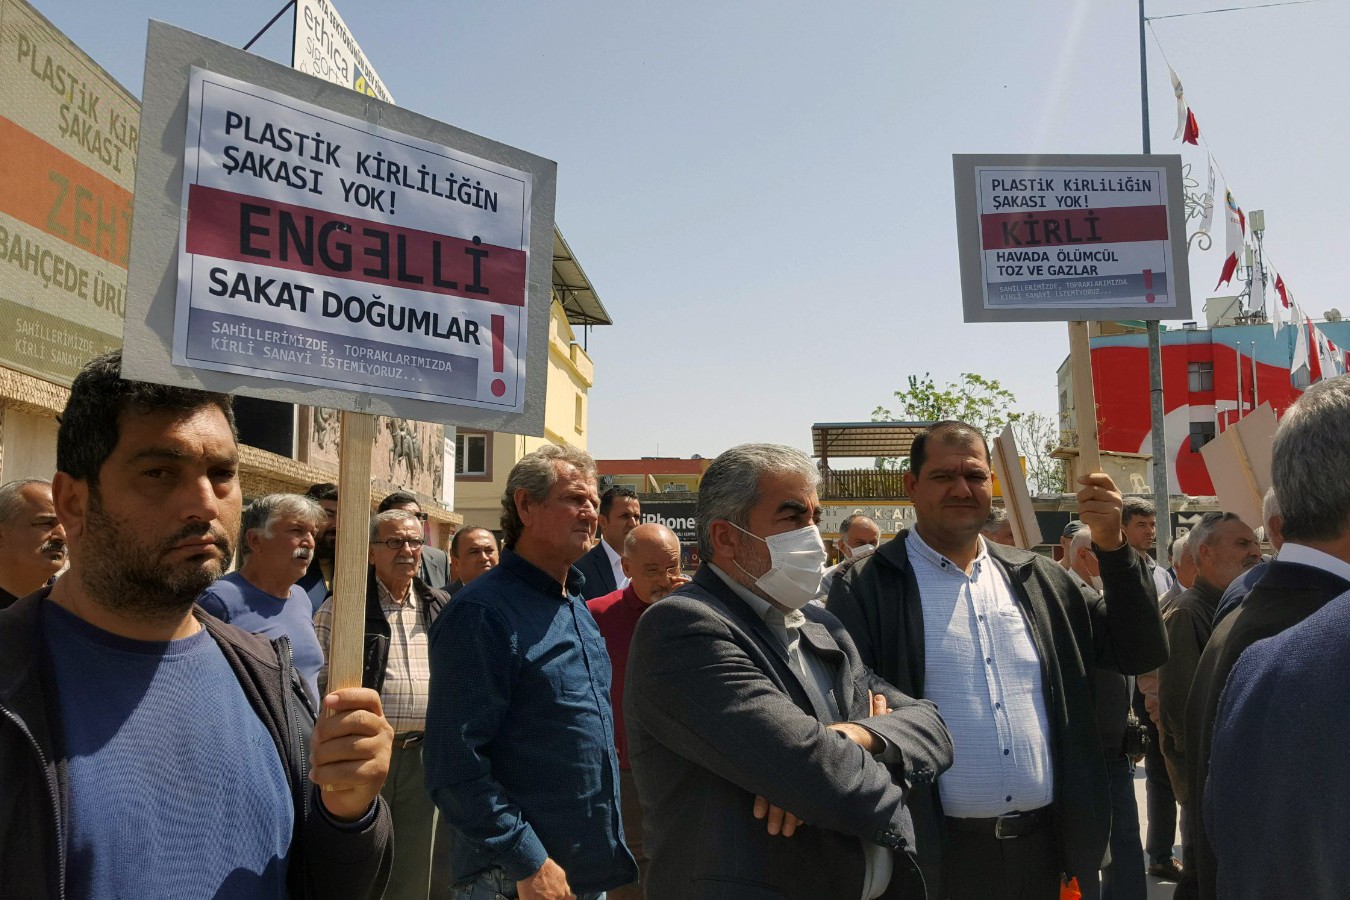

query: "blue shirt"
xmin=199 ymin=572 xmax=325 ymax=703
xmin=425 ymin=550 xmax=637 ymax=892
xmin=41 ymin=601 xmax=293 ymax=899
xmin=907 ymin=530 xmax=1055 ymax=817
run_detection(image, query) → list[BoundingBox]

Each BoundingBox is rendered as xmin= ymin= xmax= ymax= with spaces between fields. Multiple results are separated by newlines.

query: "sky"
xmin=38 ymin=0 xmax=1350 ymax=460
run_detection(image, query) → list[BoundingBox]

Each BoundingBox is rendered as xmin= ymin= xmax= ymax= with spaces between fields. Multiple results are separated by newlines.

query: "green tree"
xmin=871 ymin=373 xmax=1021 ymax=471
xmin=870 ymin=374 xmax=1066 ymax=493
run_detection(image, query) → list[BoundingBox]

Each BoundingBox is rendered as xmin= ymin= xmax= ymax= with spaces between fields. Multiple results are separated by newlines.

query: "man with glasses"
xmin=380 ymin=490 xmax=451 ymax=590
xmin=314 ymin=509 xmax=453 ymax=898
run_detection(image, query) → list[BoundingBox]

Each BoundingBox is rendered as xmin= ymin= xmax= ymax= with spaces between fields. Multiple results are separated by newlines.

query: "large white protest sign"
xmin=176 ymin=68 xmax=528 ymax=411
xmin=954 ymin=154 xmax=1191 ymax=324
xmin=126 ymin=22 xmax=555 ymax=434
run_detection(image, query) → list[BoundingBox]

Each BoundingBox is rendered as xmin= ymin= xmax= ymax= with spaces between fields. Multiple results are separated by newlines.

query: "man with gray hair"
xmin=626 ymin=443 xmax=952 ymax=900
xmin=819 ymin=512 xmax=882 ymax=598
xmin=1183 ymin=375 xmax=1350 ymax=899
xmin=980 ymin=508 xmax=1015 ymax=547
xmin=1155 ymin=510 xmax=1260 ymax=841
xmin=427 ymin=444 xmax=636 ymax=900
xmin=1212 ymin=487 xmax=1283 ymax=626
xmin=0 ymin=478 xmax=66 ymax=608
xmin=199 ymin=493 xmax=327 ymax=702
xmin=314 ymin=508 xmax=452 ymax=898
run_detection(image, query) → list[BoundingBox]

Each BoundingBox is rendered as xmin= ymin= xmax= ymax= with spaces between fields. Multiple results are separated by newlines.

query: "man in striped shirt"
xmin=315 ymin=508 xmax=452 ymax=898
xmin=830 ymin=421 xmax=1167 ymax=899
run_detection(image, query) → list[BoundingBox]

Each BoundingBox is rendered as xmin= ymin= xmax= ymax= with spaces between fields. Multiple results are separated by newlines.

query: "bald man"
xmin=586 ymin=523 xmax=687 ymax=900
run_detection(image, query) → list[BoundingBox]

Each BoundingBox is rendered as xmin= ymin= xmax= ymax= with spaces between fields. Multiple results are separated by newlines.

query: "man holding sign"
xmin=829 ymin=421 xmax=1167 ymax=899
xmin=0 ymin=352 xmax=394 ymax=898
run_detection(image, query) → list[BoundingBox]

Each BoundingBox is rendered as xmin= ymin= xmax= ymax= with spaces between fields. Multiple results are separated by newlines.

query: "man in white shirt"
xmin=576 ymin=487 xmax=642 ymax=600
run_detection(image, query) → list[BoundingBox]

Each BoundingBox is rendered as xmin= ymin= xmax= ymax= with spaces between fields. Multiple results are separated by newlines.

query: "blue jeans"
xmin=452 ymin=867 xmax=605 ymax=900
xmin=1080 ymin=756 xmax=1147 ymax=900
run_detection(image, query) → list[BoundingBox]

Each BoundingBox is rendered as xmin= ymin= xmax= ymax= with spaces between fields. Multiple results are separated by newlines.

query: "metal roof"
xmin=811 ymin=421 xmax=935 ymax=460
xmin=553 ymin=227 xmax=612 ymax=326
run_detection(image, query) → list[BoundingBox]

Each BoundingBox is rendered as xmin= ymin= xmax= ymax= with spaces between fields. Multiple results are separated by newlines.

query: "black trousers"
xmin=1134 ymin=689 xmax=1180 ymax=862
xmin=942 ymin=822 xmax=1061 ymax=900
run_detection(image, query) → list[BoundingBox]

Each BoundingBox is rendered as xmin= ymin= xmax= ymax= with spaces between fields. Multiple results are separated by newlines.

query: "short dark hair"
xmin=57 ymin=351 xmax=236 ymax=484
xmin=909 ymin=421 xmax=989 ymax=476
xmin=599 ymin=485 xmax=638 ymax=517
xmin=305 ymin=482 xmax=338 ymax=502
xmin=1121 ymin=496 xmax=1157 ymax=525
xmin=450 ymin=526 xmax=495 ymax=556
xmin=377 ymin=490 xmax=419 ymax=513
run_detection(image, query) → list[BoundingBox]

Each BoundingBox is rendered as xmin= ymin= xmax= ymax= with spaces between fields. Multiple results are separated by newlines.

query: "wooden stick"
xmin=1067 ymin=321 xmax=1102 ymax=475
xmin=325 ymin=411 xmax=377 ymax=695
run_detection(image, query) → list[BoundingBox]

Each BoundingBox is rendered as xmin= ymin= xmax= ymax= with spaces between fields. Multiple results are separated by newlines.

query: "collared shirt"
xmin=601 ymin=538 xmax=630 ymax=591
xmin=1146 ymin=555 xmax=1175 ymax=597
xmin=312 ymin=578 xmax=431 ymax=732
xmin=907 ymin=529 xmax=1054 ymax=817
xmin=1278 ymin=543 xmax=1350 ymax=584
xmin=424 ymin=550 xmax=635 ymax=894
xmin=708 ymin=564 xmax=891 ymax=900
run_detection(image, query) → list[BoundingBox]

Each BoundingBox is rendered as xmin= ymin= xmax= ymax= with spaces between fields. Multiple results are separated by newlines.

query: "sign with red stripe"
xmin=953 ymin=154 xmax=1191 ymax=324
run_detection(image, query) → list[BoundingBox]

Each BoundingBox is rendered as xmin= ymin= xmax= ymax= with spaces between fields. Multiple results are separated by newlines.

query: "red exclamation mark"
xmin=1143 ymin=269 xmax=1155 ymax=303
xmin=490 ymin=314 xmax=506 ymax=397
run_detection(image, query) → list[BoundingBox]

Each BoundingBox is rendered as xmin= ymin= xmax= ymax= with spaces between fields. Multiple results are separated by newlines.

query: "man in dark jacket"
xmin=626 ymin=443 xmax=953 ymax=900
xmin=0 ymin=351 xmax=393 ymax=898
xmin=829 ymin=421 xmax=1167 ymax=899
xmin=1183 ymin=375 xmax=1350 ymax=900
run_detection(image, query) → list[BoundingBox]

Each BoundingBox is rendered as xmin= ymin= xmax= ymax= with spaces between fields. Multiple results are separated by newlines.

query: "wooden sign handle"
xmin=1068 ymin=321 xmax=1102 ymax=475
xmin=325 ymin=411 xmax=377 ymax=696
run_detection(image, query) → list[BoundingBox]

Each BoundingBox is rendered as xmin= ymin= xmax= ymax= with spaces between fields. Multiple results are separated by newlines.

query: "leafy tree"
xmin=870 ymin=373 xmax=1065 ymax=492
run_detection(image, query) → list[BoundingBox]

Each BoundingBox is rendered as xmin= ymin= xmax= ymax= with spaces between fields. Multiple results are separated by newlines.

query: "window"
xmin=456 ymin=432 xmax=488 ymax=476
xmin=1189 ymin=421 xmax=1216 ymax=452
xmin=575 ymin=395 xmax=586 ymax=434
xmin=1187 ymin=361 xmax=1214 ymax=392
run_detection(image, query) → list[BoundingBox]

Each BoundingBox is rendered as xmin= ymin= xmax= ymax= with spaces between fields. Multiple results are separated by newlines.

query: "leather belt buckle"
xmin=994 ymin=813 xmax=1021 ymax=840
xmin=395 ymin=731 xmax=425 ymax=749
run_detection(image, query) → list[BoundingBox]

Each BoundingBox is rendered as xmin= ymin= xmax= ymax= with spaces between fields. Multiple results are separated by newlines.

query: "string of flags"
xmin=1164 ymin=54 xmax=1344 ymax=387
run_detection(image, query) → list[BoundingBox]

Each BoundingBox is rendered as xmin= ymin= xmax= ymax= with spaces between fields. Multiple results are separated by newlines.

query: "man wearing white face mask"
xmin=625 ymin=444 xmax=953 ymax=900
xmin=1067 ymin=527 xmax=1103 ymax=593
xmin=818 ymin=514 xmax=882 ymax=602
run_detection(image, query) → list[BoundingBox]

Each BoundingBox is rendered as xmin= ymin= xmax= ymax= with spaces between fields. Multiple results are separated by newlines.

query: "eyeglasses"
xmin=371 ymin=538 xmax=425 ymax=550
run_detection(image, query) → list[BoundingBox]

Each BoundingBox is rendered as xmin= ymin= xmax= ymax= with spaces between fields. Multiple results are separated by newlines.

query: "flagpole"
xmin=1140 ymin=0 xmax=1174 ymax=568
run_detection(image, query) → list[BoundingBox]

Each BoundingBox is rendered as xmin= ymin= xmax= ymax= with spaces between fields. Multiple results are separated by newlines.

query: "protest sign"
xmin=125 ymin=21 xmax=556 ymax=435
xmin=1200 ymin=403 xmax=1276 ymax=530
xmin=953 ymin=154 xmax=1191 ymax=324
xmin=991 ymin=425 xmax=1042 ymax=550
xmin=0 ymin=0 xmax=139 ymax=383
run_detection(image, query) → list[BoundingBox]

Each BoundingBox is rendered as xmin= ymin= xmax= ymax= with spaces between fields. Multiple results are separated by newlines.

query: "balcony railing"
xmin=819 ymin=468 xmax=910 ymax=501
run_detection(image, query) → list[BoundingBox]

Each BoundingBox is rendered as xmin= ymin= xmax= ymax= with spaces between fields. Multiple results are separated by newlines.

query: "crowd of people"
xmin=2 ymin=350 xmax=1349 ymax=900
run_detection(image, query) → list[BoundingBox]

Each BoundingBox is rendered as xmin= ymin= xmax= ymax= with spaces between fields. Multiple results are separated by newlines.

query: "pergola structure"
xmin=811 ymin=421 xmax=934 ymax=472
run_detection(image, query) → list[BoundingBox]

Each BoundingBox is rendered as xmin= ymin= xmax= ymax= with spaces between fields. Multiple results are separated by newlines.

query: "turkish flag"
xmin=1183 ymin=108 xmax=1201 ymax=145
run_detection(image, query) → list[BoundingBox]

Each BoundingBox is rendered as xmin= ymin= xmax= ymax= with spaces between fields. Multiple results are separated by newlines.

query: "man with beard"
xmin=586 ymin=523 xmax=688 ymax=900
xmin=299 ymin=482 xmax=339 ymax=612
xmin=0 ymin=351 xmax=393 ymax=898
xmin=198 ymin=493 xmax=328 ymax=703
xmin=0 ymin=478 xmax=66 ymax=607
xmin=314 ymin=508 xmax=452 ymax=899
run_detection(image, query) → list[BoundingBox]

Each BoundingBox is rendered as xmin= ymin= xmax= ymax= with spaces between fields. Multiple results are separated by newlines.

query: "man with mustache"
xmin=198 ymin=493 xmax=328 ymax=703
xmin=0 ymin=351 xmax=394 ymax=898
xmin=299 ymin=481 xmax=339 ymax=612
xmin=314 ymin=508 xmax=452 ymax=898
xmin=0 ymin=478 xmax=67 ymax=608
xmin=829 ymin=421 xmax=1167 ymax=899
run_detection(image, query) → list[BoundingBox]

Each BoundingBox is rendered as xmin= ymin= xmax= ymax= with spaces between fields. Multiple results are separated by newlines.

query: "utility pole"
xmin=1140 ymin=0 xmax=1173 ymax=567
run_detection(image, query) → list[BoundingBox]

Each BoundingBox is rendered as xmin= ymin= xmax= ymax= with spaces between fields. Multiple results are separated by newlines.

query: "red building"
xmin=1059 ymin=318 xmax=1350 ymax=495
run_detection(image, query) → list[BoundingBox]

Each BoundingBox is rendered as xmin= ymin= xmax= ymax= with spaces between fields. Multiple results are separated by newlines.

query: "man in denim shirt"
xmin=427 ymin=444 xmax=637 ymax=900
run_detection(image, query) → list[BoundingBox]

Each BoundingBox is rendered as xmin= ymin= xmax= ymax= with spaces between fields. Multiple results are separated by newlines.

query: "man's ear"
xmin=709 ymin=520 xmax=740 ymax=562
xmin=620 ymin=555 xmax=633 ymax=579
xmin=51 ymin=472 xmax=88 ymax=543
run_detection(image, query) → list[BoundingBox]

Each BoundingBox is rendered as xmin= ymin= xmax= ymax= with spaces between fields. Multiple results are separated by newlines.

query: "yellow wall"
xmin=452 ymin=299 xmax=595 ymax=533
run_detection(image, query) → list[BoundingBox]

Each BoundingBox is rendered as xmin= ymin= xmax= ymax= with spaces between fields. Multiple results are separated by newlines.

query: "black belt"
xmin=946 ymin=807 xmax=1051 ymax=840
xmin=393 ymin=731 xmax=424 ymax=749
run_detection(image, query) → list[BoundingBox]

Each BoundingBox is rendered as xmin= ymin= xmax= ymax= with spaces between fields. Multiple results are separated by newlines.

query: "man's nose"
xmin=50 ymin=521 xmax=67 ymax=541
xmin=182 ymin=475 xmax=223 ymax=522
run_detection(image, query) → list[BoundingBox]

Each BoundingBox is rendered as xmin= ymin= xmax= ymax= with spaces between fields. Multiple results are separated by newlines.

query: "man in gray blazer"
xmin=626 ymin=444 xmax=953 ymax=900
xmin=379 ymin=491 xmax=450 ymax=590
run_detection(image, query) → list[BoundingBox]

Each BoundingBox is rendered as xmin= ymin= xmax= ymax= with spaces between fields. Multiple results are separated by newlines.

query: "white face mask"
xmin=845 ymin=542 xmax=877 ymax=561
xmin=731 ymin=522 xmax=828 ymax=610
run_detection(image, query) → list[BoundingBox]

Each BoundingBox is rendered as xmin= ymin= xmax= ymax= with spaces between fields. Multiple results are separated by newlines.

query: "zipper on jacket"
xmin=1 ymin=703 xmax=67 ymax=899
